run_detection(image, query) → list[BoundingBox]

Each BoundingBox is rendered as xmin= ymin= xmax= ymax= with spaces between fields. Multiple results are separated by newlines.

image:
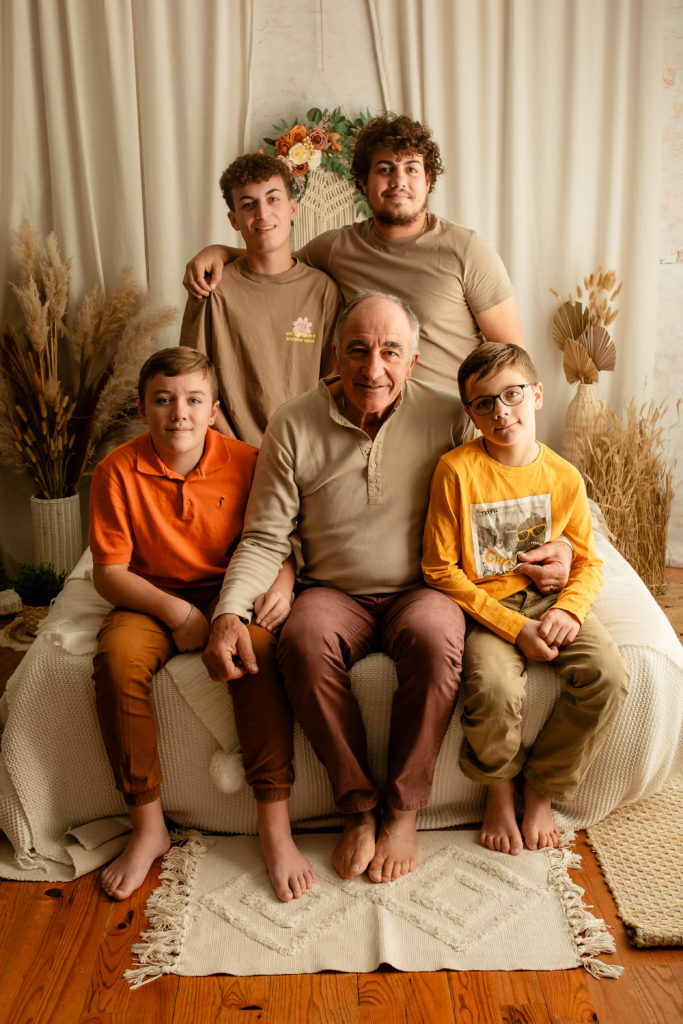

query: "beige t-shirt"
xmin=299 ymin=216 xmax=514 ymax=391
xmin=180 ymin=257 xmax=341 ymax=446
xmin=215 ymin=377 xmax=469 ymax=621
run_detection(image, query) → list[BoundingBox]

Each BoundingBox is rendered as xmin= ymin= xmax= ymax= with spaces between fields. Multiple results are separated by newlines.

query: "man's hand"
xmin=537 ymin=608 xmax=580 ymax=648
xmin=253 ymin=588 xmax=291 ymax=633
xmin=516 ymin=619 xmax=559 ymax=662
xmin=517 ymin=540 xmax=572 ymax=594
xmin=202 ymin=613 xmax=258 ymax=682
xmin=173 ymin=605 xmax=210 ymax=652
xmin=183 ymin=245 xmax=228 ymax=299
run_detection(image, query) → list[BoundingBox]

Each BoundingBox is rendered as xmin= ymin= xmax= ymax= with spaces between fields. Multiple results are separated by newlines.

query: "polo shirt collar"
xmin=136 ymin=428 xmax=231 ymax=480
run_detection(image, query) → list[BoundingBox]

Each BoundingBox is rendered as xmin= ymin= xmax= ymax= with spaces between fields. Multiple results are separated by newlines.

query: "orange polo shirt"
xmin=89 ymin=428 xmax=258 ymax=592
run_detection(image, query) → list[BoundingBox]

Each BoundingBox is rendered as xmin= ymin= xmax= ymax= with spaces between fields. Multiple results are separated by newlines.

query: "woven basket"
xmin=30 ymin=493 xmax=82 ymax=575
xmin=561 ymin=383 xmax=604 ymax=468
xmin=22 ymin=604 xmax=50 ymax=637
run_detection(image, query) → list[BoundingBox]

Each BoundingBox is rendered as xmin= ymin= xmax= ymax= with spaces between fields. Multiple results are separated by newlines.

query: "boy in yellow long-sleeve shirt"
xmin=422 ymin=343 xmax=629 ymax=855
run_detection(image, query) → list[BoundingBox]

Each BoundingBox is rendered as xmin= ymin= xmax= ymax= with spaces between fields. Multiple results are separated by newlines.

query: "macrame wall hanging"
xmin=260 ymin=1 xmax=374 ymax=248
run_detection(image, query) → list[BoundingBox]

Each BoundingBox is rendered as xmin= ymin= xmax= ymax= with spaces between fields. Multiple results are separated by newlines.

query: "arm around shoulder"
xmin=474 ymin=295 xmax=526 ymax=349
xmin=183 ymin=244 xmax=232 ymax=299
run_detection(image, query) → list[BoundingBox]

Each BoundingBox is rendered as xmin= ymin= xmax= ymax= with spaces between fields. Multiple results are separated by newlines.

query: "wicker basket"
xmin=22 ymin=604 xmax=50 ymax=637
xmin=30 ymin=493 xmax=82 ymax=575
xmin=561 ymin=383 xmax=604 ymax=468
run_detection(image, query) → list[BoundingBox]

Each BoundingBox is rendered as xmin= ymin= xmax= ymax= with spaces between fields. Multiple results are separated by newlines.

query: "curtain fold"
xmin=1 ymin=0 xmax=250 ymax=345
xmin=0 ymin=0 xmax=671 ymax=557
xmin=370 ymin=0 xmax=664 ymax=449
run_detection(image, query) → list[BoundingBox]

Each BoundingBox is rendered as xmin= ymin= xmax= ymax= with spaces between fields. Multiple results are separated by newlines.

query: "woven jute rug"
xmin=125 ymin=829 xmax=622 ymax=986
xmin=586 ymin=777 xmax=683 ymax=947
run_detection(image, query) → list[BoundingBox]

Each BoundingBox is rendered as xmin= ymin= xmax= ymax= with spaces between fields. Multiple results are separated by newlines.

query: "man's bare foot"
xmin=257 ymin=800 xmax=315 ymax=901
xmin=101 ymin=800 xmax=171 ymax=901
xmin=332 ymin=810 xmax=377 ymax=879
xmin=480 ymin=780 xmax=523 ymax=855
xmin=522 ymin=780 xmax=560 ymax=850
xmin=368 ymin=807 xmax=418 ymax=883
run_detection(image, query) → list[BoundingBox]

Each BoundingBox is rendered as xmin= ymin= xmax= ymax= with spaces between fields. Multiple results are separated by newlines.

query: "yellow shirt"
xmin=421 ymin=438 xmax=602 ymax=642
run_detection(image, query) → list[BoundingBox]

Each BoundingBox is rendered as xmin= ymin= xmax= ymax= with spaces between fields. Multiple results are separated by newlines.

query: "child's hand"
xmin=173 ymin=605 xmax=210 ymax=652
xmin=253 ymin=589 xmax=291 ymax=633
xmin=538 ymin=608 xmax=580 ymax=647
xmin=516 ymin=619 xmax=559 ymax=662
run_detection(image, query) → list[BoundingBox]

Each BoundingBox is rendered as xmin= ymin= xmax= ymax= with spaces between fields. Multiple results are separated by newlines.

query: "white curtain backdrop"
xmin=370 ymin=0 xmax=664 ymax=450
xmin=0 ymin=0 xmax=251 ymax=558
xmin=1 ymin=0 xmax=250 ymax=339
xmin=0 ymin=0 xmax=671 ymax=559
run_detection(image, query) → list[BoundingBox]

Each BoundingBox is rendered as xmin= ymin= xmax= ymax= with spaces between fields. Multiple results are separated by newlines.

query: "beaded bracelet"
xmin=171 ymin=602 xmax=194 ymax=633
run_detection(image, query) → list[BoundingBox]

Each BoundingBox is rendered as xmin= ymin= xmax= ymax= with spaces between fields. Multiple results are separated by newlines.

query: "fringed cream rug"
xmin=586 ymin=777 xmax=683 ymax=947
xmin=125 ymin=830 xmax=622 ymax=986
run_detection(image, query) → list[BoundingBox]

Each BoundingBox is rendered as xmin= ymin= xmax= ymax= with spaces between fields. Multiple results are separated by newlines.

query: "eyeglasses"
xmin=464 ymin=383 xmax=534 ymax=416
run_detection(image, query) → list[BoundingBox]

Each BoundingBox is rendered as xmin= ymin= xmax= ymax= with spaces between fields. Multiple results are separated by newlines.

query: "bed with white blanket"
xmin=1 ymin=515 xmax=681 ymax=881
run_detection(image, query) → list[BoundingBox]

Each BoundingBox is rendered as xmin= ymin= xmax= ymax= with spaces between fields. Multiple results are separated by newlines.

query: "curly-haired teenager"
xmin=182 ymin=114 xmax=525 ymax=394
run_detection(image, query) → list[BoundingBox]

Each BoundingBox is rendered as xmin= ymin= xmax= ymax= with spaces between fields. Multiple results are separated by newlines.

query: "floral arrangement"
xmin=262 ymin=106 xmax=373 ymax=216
xmin=0 ymin=220 xmax=176 ymax=499
xmin=550 ymin=267 xmax=623 ymax=383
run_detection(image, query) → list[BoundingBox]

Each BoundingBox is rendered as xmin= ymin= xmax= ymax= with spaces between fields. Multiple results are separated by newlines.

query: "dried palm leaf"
xmin=563 ymin=338 xmax=599 ymax=383
xmin=579 ymin=324 xmax=616 ymax=372
xmin=552 ymin=300 xmax=589 ymax=351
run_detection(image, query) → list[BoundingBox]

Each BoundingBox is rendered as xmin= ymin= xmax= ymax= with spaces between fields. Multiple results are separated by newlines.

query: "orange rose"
xmin=275 ymin=135 xmax=290 ymax=156
xmin=290 ymin=162 xmax=309 ymax=177
xmin=275 ymin=124 xmax=308 ymax=156
xmin=329 ymin=132 xmax=342 ymax=151
xmin=289 ymin=124 xmax=308 ymax=144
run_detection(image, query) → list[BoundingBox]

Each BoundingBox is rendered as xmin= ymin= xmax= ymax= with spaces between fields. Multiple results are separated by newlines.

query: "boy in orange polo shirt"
xmin=89 ymin=347 xmax=314 ymax=902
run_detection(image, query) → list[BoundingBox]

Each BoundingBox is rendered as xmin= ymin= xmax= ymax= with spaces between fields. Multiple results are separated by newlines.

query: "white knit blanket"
xmin=1 ymin=518 xmax=681 ymax=880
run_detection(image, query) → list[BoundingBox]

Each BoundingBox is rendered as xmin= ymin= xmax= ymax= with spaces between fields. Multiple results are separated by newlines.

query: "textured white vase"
xmin=30 ymin=493 xmax=82 ymax=575
xmin=561 ymin=383 xmax=604 ymax=468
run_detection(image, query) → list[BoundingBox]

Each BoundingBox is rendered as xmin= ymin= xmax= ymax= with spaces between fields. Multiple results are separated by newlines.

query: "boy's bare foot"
xmin=522 ymin=780 xmax=560 ymax=850
xmin=332 ymin=809 xmax=377 ymax=879
xmin=368 ymin=806 xmax=418 ymax=883
xmin=257 ymin=800 xmax=315 ymax=901
xmin=101 ymin=800 xmax=171 ymax=900
xmin=480 ymin=780 xmax=523 ymax=855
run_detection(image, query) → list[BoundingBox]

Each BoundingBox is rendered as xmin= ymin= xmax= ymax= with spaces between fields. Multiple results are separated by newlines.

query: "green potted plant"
xmin=9 ymin=561 xmax=67 ymax=636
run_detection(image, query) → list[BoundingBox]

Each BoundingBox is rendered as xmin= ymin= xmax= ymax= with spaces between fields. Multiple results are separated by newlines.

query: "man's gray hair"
xmin=332 ymin=291 xmax=421 ymax=359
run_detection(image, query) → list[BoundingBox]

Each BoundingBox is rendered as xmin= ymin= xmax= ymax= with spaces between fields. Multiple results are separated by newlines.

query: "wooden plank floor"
xmin=1 ymin=619 xmax=682 ymax=1023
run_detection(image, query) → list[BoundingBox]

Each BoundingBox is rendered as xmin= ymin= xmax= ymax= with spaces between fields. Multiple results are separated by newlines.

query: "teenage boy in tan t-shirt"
xmin=180 ymin=152 xmax=341 ymax=445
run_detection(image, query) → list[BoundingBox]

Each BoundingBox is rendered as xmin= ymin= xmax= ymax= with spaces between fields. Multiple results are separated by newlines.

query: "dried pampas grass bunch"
xmin=550 ymin=267 xmax=622 ymax=383
xmin=0 ymin=220 xmax=176 ymax=498
xmin=577 ymin=399 xmax=678 ymax=595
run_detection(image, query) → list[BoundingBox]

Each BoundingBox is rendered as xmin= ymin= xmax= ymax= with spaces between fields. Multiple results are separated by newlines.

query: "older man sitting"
xmin=203 ymin=292 xmax=570 ymax=885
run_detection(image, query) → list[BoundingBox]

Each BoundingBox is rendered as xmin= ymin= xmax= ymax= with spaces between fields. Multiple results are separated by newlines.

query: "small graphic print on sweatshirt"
xmin=470 ymin=494 xmax=551 ymax=579
xmin=286 ymin=315 xmax=316 ymax=344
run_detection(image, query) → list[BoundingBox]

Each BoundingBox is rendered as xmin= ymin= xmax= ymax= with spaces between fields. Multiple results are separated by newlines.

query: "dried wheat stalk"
xmin=0 ymin=220 xmax=176 ymax=498
xmin=577 ymin=399 xmax=678 ymax=594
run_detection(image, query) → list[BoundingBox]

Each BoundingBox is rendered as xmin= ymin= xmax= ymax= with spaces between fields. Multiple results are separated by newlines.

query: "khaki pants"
xmin=94 ymin=597 xmax=293 ymax=807
xmin=459 ymin=587 xmax=629 ymax=800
